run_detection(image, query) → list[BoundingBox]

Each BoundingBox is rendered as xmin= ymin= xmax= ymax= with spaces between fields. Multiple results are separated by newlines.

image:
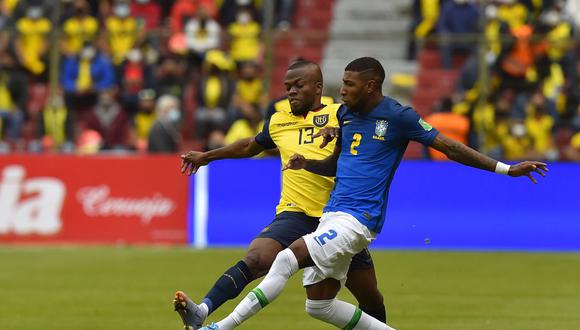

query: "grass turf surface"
xmin=0 ymin=247 xmax=579 ymax=330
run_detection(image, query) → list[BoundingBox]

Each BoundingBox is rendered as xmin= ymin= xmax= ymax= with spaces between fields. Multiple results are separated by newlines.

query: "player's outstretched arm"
xmin=431 ymin=134 xmax=548 ymax=184
xmin=282 ymin=143 xmax=341 ymax=176
xmin=181 ymin=137 xmax=265 ymax=176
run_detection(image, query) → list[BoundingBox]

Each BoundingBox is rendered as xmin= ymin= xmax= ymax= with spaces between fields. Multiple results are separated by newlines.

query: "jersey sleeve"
xmin=399 ymin=106 xmax=439 ymax=146
xmin=263 ymin=100 xmax=277 ymax=122
xmin=337 ymin=105 xmax=348 ymax=125
xmin=336 ymin=105 xmax=348 ymax=147
xmin=254 ymin=115 xmax=277 ymax=149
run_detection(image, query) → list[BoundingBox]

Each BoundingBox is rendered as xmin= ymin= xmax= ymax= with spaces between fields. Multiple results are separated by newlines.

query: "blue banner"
xmin=190 ymin=159 xmax=578 ymax=251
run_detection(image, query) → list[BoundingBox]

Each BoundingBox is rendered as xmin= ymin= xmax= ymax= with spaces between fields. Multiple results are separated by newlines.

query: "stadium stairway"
xmin=270 ymin=0 xmax=337 ymax=97
xmin=409 ymin=48 xmax=466 ymax=157
xmin=321 ymin=0 xmax=429 ymax=158
xmin=321 ymin=0 xmax=418 ymax=94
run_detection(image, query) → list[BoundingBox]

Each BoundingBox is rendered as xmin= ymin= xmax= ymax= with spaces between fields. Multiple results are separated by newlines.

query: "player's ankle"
xmin=199 ymin=302 xmax=210 ymax=319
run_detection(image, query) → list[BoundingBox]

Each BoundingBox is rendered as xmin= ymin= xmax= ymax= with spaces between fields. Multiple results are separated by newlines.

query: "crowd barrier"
xmin=1 ymin=155 xmax=578 ymax=251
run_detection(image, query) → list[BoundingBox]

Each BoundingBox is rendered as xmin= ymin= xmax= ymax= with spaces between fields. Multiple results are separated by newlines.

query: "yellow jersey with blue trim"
xmin=255 ymin=103 xmax=341 ymax=217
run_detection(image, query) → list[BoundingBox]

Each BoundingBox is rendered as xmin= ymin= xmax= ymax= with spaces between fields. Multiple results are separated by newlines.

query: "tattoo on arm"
xmin=432 ymin=134 xmax=498 ymax=172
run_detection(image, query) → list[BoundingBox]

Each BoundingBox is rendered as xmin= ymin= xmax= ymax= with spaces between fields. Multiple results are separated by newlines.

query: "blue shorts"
xmin=255 ymin=211 xmax=374 ymax=270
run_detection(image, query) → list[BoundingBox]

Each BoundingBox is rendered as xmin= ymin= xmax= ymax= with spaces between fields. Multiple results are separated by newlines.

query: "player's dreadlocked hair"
xmin=345 ymin=57 xmax=385 ymax=89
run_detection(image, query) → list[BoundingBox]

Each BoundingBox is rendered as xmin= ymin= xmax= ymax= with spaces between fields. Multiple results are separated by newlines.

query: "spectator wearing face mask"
xmin=483 ymin=4 xmax=510 ymax=63
xmin=34 ymin=89 xmax=75 ymax=152
xmin=119 ymin=48 xmax=154 ymax=115
xmin=131 ymin=88 xmax=157 ymax=151
xmin=61 ymin=43 xmax=116 ymax=112
xmin=227 ymin=7 xmax=261 ymax=64
xmin=105 ymin=2 xmax=138 ymax=66
xmin=536 ymin=8 xmax=572 ymax=65
xmin=218 ymin=0 xmax=261 ymax=27
xmin=85 ymin=89 xmax=131 ymax=150
xmin=184 ymin=6 xmax=221 ymax=66
xmin=524 ymin=89 xmax=557 ymax=159
xmin=564 ymin=0 xmax=580 ymax=31
xmin=15 ymin=5 xmax=51 ymax=78
xmin=147 ymin=94 xmax=182 ymax=153
xmin=61 ymin=0 xmax=99 ymax=56
xmin=170 ymin=0 xmax=217 ymax=34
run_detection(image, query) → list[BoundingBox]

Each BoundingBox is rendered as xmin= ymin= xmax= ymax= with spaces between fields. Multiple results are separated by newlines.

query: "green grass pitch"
xmin=1 ymin=247 xmax=579 ymax=329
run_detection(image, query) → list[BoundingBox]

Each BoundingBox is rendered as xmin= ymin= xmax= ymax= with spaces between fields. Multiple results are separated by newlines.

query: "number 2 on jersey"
xmin=314 ymin=229 xmax=337 ymax=246
xmin=350 ymin=133 xmax=362 ymax=155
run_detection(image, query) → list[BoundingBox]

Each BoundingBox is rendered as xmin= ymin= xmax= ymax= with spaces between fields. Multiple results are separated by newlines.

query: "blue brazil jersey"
xmin=324 ymin=97 xmax=439 ymax=233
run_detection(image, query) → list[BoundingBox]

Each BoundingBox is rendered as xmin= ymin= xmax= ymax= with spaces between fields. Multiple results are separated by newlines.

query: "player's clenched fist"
xmin=180 ymin=151 xmax=208 ymax=176
xmin=282 ymin=154 xmax=307 ymax=171
xmin=314 ymin=127 xmax=340 ymax=148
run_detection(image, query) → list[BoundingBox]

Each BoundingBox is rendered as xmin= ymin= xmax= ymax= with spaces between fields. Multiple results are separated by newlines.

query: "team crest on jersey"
xmin=313 ymin=114 xmax=329 ymax=127
xmin=373 ymin=120 xmax=388 ymax=140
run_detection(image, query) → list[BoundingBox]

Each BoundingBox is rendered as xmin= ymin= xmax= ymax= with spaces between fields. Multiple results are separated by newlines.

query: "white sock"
xmin=305 ymin=298 xmax=396 ymax=330
xmin=199 ymin=302 xmax=209 ymax=320
xmin=216 ymin=249 xmax=299 ymax=329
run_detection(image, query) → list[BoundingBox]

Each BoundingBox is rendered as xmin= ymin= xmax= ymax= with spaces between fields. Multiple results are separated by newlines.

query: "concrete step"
xmin=331 ymin=20 xmax=410 ymax=35
xmin=324 ymin=40 xmax=408 ymax=59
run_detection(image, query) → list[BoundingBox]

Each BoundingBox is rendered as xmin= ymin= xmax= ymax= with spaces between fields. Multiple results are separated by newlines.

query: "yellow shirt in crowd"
xmin=228 ymin=22 xmax=261 ymax=62
xmin=63 ymin=16 xmax=99 ymax=55
xmin=236 ymin=78 xmax=262 ymax=105
xmin=17 ymin=17 xmax=51 ymax=74
xmin=105 ymin=16 xmax=138 ymax=65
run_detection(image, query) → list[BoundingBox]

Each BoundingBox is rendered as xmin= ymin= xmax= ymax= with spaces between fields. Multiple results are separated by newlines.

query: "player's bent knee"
xmin=305 ymin=299 xmax=335 ymax=322
xmin=271 ymin=249 xmax=299 ymax=278
xmin=243 ymin=251 xmax=271 ymax=278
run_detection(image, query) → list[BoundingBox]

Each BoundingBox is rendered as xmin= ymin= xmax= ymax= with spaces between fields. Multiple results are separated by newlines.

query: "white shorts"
xmin=302 ymin=211 xmax=376 ymax=286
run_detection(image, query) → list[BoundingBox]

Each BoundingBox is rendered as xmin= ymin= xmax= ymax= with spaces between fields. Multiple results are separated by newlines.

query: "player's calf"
xmin=305 ymin=298 xmax=395 ymax=330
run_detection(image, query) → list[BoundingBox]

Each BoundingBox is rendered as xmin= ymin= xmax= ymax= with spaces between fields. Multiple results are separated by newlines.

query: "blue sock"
xmin=203 ymin=260 xmax=254 ymax=315
xmin=361 ymin=303 xmax=386 ymax=323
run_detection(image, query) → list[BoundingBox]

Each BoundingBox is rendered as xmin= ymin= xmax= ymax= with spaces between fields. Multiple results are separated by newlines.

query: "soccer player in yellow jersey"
xmin=174 ymin=61 xmax=386 ymax=329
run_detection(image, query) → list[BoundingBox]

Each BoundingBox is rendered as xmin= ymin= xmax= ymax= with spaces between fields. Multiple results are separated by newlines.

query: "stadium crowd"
xmin=0 ymin=0 xmax=293 ymax=153
xmin=411 ymin=0 xmax=580 ymax=161
xmin=0 ymin=0 xmax=578 ymax=161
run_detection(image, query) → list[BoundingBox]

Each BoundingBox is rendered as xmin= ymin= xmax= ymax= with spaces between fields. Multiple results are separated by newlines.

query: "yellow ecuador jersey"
xmin=255 ymin=103 xmax=341 ymax=217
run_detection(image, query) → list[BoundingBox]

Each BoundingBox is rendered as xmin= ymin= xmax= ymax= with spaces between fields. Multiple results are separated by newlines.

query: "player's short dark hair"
xmin=287 ymin=59 xmax=323 ymax=84
xmin=345 ymin=57 xmax=385 ymax=88
xmin=288 ymin=59 xmax=317 ymax=71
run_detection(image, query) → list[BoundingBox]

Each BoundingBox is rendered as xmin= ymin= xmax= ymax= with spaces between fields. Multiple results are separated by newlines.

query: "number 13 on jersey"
xmin=350 ymin=133 xmax=362 ymax=155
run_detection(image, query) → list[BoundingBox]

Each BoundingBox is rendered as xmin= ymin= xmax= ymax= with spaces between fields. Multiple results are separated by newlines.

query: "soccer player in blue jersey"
xmin=175 ymin=60 xmax=387 ymax=330
xmin=198 ymin=57 xmax=547 ymax=330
